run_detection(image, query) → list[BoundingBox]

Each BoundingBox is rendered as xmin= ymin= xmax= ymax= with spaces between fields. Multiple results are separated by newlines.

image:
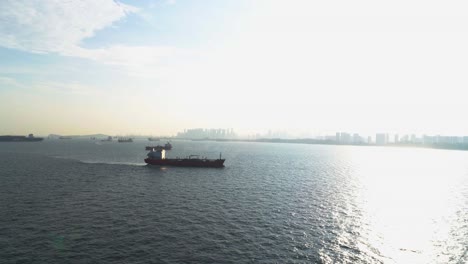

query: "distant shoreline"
xmin=177 ymin=137 xmax=468 ymax=152
xmin=7 ymin=135 xmax=468 ymax=152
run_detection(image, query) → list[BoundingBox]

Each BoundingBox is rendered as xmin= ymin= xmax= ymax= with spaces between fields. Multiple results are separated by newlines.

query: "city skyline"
xmin=27 ymin=126 xmax=468 ymax=144
xmin=1 ymin=1 xmax=468 ymax=136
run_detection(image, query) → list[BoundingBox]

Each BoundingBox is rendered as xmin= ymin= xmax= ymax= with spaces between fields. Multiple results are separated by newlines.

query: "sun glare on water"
xmin=348 ymin=147 xmax=467 ymax=263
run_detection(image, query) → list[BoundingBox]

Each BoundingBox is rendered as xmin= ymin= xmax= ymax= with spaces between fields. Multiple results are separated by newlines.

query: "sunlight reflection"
xmin=349 ymin=147 xmax=467 ymax=263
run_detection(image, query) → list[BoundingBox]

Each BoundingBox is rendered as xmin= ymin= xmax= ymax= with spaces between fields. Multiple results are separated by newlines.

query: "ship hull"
xmin=145 ymin=158 xmax=225 ymax=168
xmin=0 ymin=136 xmax=43 ymax=142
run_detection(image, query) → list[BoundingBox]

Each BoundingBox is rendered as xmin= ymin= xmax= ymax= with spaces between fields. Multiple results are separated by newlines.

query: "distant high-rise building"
xmin=401 ymin=135 xmax=409 ymax=142
xmin=177 ymin=128 xmax=236 ymax=139
xmin=353 ymin=133 xmax=362 ymax=144
xmin=340 ymin=132 xmax=351 ymax=144
xmin=394 ymin=134 xmax=399 ymax=143
xmin=376 ymin=133 xmax=388 ymax=145
xmin=463 ymin=136 xmax=468 ymax=144
xmin=423 ymin=135 xmax=434 ymax=144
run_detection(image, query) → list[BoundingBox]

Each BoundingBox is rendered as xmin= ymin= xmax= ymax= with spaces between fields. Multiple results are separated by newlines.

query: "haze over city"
xmin=1 ymin=0 xmax=468 ymax=136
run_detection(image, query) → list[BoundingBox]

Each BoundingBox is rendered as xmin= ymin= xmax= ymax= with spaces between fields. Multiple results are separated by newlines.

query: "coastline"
xmin=176 ymin=137 xmax=468 ymax=152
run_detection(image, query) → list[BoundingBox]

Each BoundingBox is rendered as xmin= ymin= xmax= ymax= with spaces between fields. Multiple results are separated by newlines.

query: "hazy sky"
xmin=1 ymin=0 xmax=468 ymax=136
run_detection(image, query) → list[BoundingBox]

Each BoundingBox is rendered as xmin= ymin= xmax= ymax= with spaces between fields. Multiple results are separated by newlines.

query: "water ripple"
xmin=0 ymin=142 xmax=467 ymax=263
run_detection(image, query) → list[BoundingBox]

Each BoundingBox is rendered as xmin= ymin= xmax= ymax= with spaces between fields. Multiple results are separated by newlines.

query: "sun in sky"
xmin=1 ymin=0 xmax=468 ymax=137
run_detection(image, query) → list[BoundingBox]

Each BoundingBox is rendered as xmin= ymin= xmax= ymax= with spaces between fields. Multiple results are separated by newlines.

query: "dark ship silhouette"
xmin=145 ymin=149 xmax=225 ymax=168
xmin=0 ymin=134 xmax=43 ymax=142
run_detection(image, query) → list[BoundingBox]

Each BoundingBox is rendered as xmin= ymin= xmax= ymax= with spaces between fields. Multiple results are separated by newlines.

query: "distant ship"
xmin=145 ymin=141 xmax=172 ymax=150
xmin=164 ymin=142 xmax=172 ymax=150
xmin=145 ymin=149 xmax=225 ymax=168
xmin=101 ymin=136 xmax=113 ymax=142
xmin=118 ymin=137 xmax=133 ymax=143
xmin=148 ymin=137 xmax=160 ymax=141
xmin=0 ymin=134 xmax=43 ymax=142
xmin=59 ymin=136 xmax=72 ymax=139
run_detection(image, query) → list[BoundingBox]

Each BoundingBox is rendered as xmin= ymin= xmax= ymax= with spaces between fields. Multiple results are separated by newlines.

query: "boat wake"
xmin=50 ymin=155 xmax=146 ymax=167
xmin=79 ymin=160 xmax=147 ymax=167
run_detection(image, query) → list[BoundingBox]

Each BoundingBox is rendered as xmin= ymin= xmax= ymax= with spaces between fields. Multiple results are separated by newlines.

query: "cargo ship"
xmin=148 ymin=137 xmax=160 ymax=141
xmin=0 ymin=134 xmax=43 ymax=142
xmin=145 ymin=149 xmax=225 ymax=168
xmin=118 ymin=137 xmax=133 ymax=143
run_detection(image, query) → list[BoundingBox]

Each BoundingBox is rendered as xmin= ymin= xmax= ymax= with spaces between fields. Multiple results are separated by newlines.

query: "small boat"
xmin=118 ymin=137 xmax=133 ymax=143
xmin=145 ymin=149 xmax=225 ymax=168
xmin=164 ymin=141 xmax=172 ymax=150
xmin=148 ymin=137 xmax=160 ymax=141
xmin=101 ymin=136 xmax=113 ymax=142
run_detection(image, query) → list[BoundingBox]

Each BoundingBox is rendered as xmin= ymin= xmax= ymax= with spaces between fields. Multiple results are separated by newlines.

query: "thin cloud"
xmin=70 ymin=45 xmax=176 ymax=68
xmin=0 ymin=76 xmax=25 ymax=89
xmin=0 ymin=0 xmax=136 ymax=53
xmin=0 ymin=0 xmax=174 ymax=69
xmin=33 ymin=81 xmax=105 ymax=96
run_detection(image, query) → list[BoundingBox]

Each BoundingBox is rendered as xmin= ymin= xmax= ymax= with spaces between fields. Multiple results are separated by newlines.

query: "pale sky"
xmin=1 ymin=0 xmax=468 ymax=137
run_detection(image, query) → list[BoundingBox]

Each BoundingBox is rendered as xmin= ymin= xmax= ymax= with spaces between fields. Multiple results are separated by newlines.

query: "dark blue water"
xmin=1 ymin=140 xmax=467 ymax=263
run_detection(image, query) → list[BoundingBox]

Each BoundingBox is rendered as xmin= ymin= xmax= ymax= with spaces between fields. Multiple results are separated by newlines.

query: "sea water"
xmin=1 ymin=139 xmax=467 ymax=263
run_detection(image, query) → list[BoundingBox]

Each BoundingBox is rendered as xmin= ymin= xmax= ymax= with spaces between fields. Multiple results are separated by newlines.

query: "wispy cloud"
xmin=69 ymin=45 xmax=176 ymax=73
xmin=33 ymin=81 xmax=106 ymax=96
xmin=0 ymin=76 xmax=25 ymax=89
xmin=0 ymin=76 xmax=102 ymax=96
xmin=0 ymin=0 xmax=136 ymax=53
xmin=0 ymin=0 xmax=175 ymax=69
